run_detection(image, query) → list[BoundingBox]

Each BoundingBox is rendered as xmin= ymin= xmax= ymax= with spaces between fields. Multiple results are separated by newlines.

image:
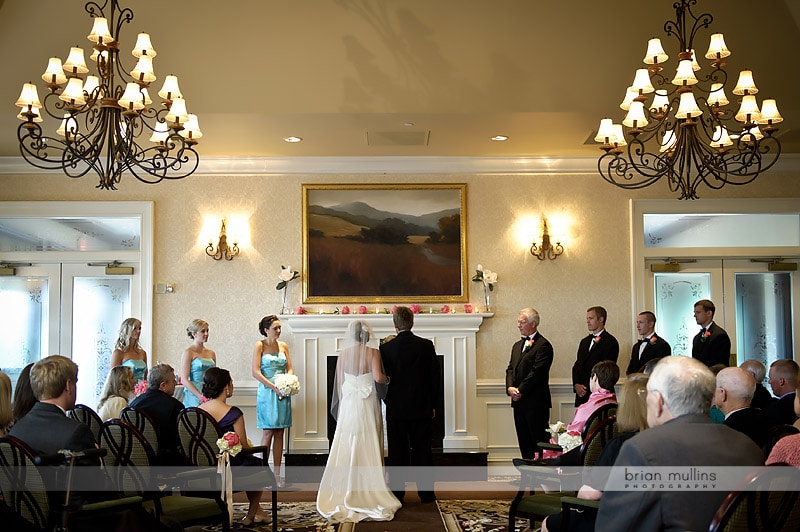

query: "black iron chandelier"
xmin=595 ymin=0 xmax=782 ymax=200
xmin=14 ymin=0 xmax=200 ymax=190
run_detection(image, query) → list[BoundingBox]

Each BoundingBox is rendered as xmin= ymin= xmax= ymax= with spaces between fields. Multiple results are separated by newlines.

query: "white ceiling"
xmin=1 ymin=0 xmax=799 ymax=162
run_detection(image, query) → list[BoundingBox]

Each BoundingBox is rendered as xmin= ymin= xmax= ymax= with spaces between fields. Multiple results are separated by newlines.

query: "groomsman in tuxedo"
xmin=505 ymin=308 xmax=553 ymax=459
xmin=626 ymin=311 xmax=671 ymax=374
xmin=691 ymin=299 xmax=731 ymax=367
xmin=571 ymin=306 xmax=619 ymax=406
xmin=380 ymin=306 xmax=439 ymax=503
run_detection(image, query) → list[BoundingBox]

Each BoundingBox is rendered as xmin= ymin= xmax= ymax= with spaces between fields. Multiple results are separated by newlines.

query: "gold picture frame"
xmin=302 ymin=183 xmax=467 ymax=303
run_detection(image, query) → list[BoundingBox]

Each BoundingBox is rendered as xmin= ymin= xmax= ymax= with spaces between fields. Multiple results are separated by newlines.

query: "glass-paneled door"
xmin=645 ymin=259 xmax=798 ymax=366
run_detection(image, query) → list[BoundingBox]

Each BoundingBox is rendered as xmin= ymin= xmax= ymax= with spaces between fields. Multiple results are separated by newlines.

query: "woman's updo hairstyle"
xmin=187 ymin=319 xmax=209 ymax=340
xmin=202 ymin=367 xmax=232 ymax=400
xmin=259 ymin=315 xmax=279 ymax=337
xmin=350 ymin=320 xmax=370 ymax=344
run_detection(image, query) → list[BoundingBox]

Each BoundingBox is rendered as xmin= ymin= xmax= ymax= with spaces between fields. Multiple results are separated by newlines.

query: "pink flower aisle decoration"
xmin=133 ymin=379 xmax=148 ymax=397
xmin=409 ymin=304 xmax=422 ymax=314
xmin=357 ymin=305 xmax=368 ymax=314
xmin=440 ymin=305 xmax=451 ymax=314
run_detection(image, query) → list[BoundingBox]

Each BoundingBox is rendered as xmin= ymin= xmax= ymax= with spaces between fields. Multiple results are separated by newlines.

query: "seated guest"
xmin=0 ymin=370 xmax=12 ymax=435
xmin=542 ymin=361 xmax=619 ymax=464
xmin=199 ymin=367 xmax=270 ymax=526
xmin=766 ymin=391 xmax=800 ymax=466
xmin=129 ymin=363 xmax=185 ymax=465
xmin=542 ymin=373 xmax=650 ymax=532
xmin=714 ymin=366 xmax=770 ymax=450
xmin=12 ymin=362 xmax=37 ymax=423
xmin=765 ymin=359 xmax=799 ymax=427
xmin=595 ymin=356 xmax=763 ymax=532
xmin=708 ymin=363 xmax=727 ymax=423
xmin=97 ymin=366 xmax=135 ymax=420
xmin=740 ymin=359 xmax=775 ymax=410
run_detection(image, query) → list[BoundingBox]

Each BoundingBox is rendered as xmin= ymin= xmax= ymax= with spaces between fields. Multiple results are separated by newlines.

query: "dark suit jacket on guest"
xmin=571 ymin=330 xmax=619 ymax=406
xmin=9 ymin=401 xmax=97 ymax=457
xmin=129 ymin=388 xmax=185 ymax=463
xmin=379 ymin=330 xmax=440 ymax=421
xmin=724 ymin=407 xmax=771 ymax=450
xmin=764 ymin=391 xmax=798 ymax=427
xmin=596 ymin=414 xmax=764 ymax=532
xmin=505 ymin=333 xmax=553 ymax=410
xmin=751 ymin=383 xmax=775 ymax=411
xmin=626 ymin=335 xmax=671 ymax=374
xmin=691 ymin=322 xmax=731 ymax=367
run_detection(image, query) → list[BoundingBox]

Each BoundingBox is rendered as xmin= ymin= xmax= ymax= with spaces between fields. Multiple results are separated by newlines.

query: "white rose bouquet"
xmin=274 ymin=373 xmax=300 ymax=399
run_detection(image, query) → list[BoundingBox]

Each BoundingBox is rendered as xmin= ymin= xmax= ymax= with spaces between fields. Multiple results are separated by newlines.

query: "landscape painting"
xmin=302 ymin=184 xmax=467 ymax=303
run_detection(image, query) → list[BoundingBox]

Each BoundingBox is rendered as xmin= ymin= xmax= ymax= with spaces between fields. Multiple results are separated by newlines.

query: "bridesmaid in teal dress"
xmin=252 ymin=315 xmax=294 ymax=485
xmin=111 ymin=318 xmax=149 ymax=383
xmin=181 ymin=319 xmax=217 ymax=407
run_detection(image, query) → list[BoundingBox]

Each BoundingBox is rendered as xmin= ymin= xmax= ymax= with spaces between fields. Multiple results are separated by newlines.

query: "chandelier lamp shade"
xmin=595 ymin=0 xmax=782 ymax=200
xmin=14 ymin=0 xmax=201 ymax=190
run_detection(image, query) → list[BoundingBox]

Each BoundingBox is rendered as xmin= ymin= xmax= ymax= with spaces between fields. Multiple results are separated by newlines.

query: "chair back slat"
xmin=0 ymin=435 xmax=52 ymax=531
xmin=68 ymin=404 xmax=104 ymax=443
xmin=579 ymin=415 xmax=617 ymax=467
xmin=580 ymin=402 xmax=617 ymax=441
xmin=99 ymin=419 xmax=157 ymax=496
xmin=177 ymin=407 xmax=221 ymax=467
xmin=120 ymin=406 xmax=161 ymax=456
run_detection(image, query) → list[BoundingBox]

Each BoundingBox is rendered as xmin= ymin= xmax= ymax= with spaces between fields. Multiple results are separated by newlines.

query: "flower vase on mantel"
xmin=483 ymin=284 xmax=492 ymax=313
xmin=281 ymin=286 xmax=290 ymax=315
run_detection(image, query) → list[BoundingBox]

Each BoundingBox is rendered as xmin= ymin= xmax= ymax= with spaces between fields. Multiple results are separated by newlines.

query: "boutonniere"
xmin=649 ymin=335 xmax=658 ymax=345
xmin=700 ymin=330 xmax=711 ymax=342
xmin=592 ymin=335 xmax=601 ymax=344
xmin=523 ymin=338 xmax=534 ymax=351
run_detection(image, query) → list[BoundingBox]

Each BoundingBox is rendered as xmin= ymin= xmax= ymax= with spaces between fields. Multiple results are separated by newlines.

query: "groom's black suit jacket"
xmin=691 ymin=322 xmax=731 ymax=367
xmin=380 ymin=330 xmax=439 ymax=421
xmin=571 ymin=330 xmax=619 ymax=406
xmin=626 ymin=335 xmax=671 ymax=374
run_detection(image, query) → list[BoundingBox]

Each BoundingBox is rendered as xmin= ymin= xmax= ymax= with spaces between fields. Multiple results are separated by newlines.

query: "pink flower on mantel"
xmin=391 ymin=305 xmax=398 ymax=314
xmin=358 ymin=305 xmax=368 ymax=314
xmin=341 ymin=305 xmax=351 ymax=315
xmin=296 ymin=306 xmax=305 ymax=315
xmin=409 ymin=304 xmax=422 ymax=314
xmin=440 ymin=305 xmax=451 ymax=314
xmin=464 ymin=303 xmax=474 ymax=313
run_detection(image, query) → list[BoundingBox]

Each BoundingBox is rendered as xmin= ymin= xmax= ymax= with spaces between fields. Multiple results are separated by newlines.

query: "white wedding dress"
xmin=316 ymin=372 xmax=401 ymax=522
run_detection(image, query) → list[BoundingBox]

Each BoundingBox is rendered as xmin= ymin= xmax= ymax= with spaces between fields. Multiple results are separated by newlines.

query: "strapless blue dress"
xmin=256 ymin=353 xmax=292 ymax=429
xmin=122 ymin=359 xmax=147 ymax=382
xmin=183 ymin=357 xmax=215 ymax=407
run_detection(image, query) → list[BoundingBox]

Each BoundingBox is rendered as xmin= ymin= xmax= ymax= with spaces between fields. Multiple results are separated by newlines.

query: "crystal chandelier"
xmin=595 ymin=0 xmax=782 ymax=200
xmin=14 ymin=0 xmax=201 ymax=190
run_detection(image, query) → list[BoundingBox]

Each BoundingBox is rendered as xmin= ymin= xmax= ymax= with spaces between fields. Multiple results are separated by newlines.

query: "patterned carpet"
xmin=195 ymin=500 xmax=521 ymax=532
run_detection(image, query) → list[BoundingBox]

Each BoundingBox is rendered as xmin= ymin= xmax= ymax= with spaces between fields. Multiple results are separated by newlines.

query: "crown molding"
xmin=2 ymin=154 xmax=800 ymax=176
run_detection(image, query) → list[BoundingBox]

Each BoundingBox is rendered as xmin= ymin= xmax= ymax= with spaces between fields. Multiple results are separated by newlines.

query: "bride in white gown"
xmin=316 ymin=320 xmax=401 ymax=522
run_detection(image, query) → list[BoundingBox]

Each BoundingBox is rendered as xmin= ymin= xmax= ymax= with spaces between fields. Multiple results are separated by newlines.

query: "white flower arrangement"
xmin=548 ymin=421 xmax=582 ymax=453
xmin=274 ymin=373 xmax=300 ymax=398
xmin=216 ymin=431 xmax=243 ymax=457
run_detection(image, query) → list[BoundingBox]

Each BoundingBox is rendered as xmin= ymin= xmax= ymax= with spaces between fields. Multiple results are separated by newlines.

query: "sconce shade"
xmin=675 ymin=91 xmax=702 ymax=119
xmin=710 ymin=125 xmax=733 ymax=148
xmin=118 ymin=82 xmax=146 ymax=111
xmin=63 ymin=47 xmax=89 ymax=75
xmin=88 ymin=17 xmax=113 ymax=44
xmin=42 ymin=57 xmax=67 ymax=85
xmin=643 ymin=38 xmax=668 ymax=64
xmin=165 ymin=97 xmax=189 ymax=123
xmin=758 ymin=99 xmax=783 ymax=124
xmin=179 ymin=114 xmax=203 ymax=140
xmin=623 ymin=100 xmax=648 ymax=128
xmin=15 ymin=83 xmax=42 ymax=109
xmin=672 ymin=59 xmax=699 ymax=86
xmin=130 ymin=55 xmax=156 ymax=83
xmin=59 ymin=77 xmax=86 ymax=107
xmin=158 ymin=75 xmax=182 ymax=100
xmin=149 ymin=120 xmax=169 ymax=143
xmin=595 ymin=118 xmax=616 ymax=143
xmin=735 ymin=95 xmax=761 ymax=123
xmin=732 ymin=70 xmax=758 ymax=95
xmin=132 ymin=33 xmax=157 ymax=58
xmin=707 ymin=83 xmax=729 ymax=107
xmin=705 ymin=33 xmax=731 ymax=59
xmin=83 ymin=75 xmax=100 ymax=96
xmin=631 ymin=69 xmax=655 ymax=94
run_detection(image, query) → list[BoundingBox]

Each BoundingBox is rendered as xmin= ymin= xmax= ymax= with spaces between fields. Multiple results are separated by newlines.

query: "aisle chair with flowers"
xmin=508 ymin=414 xmax=618 ymax=531
xmin=177 ymin=406 xmax=279 ymax=532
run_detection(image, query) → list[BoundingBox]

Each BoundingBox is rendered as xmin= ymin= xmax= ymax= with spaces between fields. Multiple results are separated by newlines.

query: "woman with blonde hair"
xmin=181 ymin=318 xmax=217 ymax=407
xmin=0 ymin=370 xmax=13 ymax=435
xmin=97 ymin=366 xmax=136 ymax=420
xmin=111 ymin=317 xmax=149 ymax=382
xmin=542 ymin=373 xmax=650 ymax=532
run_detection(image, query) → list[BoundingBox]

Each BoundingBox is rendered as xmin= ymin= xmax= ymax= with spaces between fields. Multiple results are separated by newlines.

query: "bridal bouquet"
xmin=216 ymin=431 xmax=242 ymax=457
xmin=274 ymin=373 xmax=300 ymax=398
xmin=548 ymin=421 xmax=582 ymax=453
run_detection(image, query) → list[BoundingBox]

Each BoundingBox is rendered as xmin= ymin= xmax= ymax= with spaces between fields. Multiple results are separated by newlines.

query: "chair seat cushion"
xmin=144 ymin=495 xmax=222 ymax=522
xmin=517 ymin=492 xmax=575 ymax=517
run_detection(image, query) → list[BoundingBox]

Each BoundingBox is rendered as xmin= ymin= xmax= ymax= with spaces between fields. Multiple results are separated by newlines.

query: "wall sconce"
xmin=530 ymin=218 xmax=564 ymax=260
xmin=206 ymin=219 xmax=239 ymax=261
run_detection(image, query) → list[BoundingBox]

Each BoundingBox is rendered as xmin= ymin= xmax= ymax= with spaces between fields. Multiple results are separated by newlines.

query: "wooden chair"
xmin=534 ymin=402 xmax=618 ymax=459
xmin=509 ymin=415 xmax=618 ymax=531
xmin=177 ymin=407 xmax=278 ymax=532
xmin=0 ymin=434 xmax=142 ymax=532
xmin=709 ymin=463 xmax=800 ymax=532
xmin=98 ymin=418 xmax=229 ymax=531
xmin=68 ymin=404 xmax=104 ymax=443
xmin=120 ymin=406 xmax=161 ymax=458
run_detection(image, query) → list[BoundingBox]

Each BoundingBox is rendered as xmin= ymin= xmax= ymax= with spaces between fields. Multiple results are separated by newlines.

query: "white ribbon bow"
xmin=217 ymin=452 xmax=233 ymax=526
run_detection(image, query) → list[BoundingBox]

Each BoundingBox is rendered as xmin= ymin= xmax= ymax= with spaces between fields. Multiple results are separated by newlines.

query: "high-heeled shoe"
xmin=241 ymin=514 xmax=270 ymax=527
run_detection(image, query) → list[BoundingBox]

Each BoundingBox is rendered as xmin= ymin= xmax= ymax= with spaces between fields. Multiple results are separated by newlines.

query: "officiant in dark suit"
xmin=692 ymin=299 xmax=731 ymax=367
xmin=571 ymin=306 xmax=619 ymax=406
xmin=626 ymin=311 xmax=671 ymax=374
xmin=506 ymin=308 xmax=553 ymax=459
xmin=380 ymin=306 xmax=439 ymax=503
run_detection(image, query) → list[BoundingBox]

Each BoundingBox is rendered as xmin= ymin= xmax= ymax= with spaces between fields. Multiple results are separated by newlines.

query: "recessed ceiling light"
xmin=491 ymin=135 xmax=509 ymax=141
xmin=284 ymin=136 xmax=303 ymax=143
xmin=403 ymin=122 xmax=415 ymax=127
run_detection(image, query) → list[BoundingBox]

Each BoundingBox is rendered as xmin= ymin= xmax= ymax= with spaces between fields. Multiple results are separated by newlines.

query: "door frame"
xmin=0 ymin=201 xmax=153 ymax=355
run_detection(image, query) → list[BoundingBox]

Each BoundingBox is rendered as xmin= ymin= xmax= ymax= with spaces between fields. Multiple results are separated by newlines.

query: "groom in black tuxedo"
xmin=626 ymin=311 xmax=671 ymax=374
xmin=380 ymin=306 xmax=440 ymax=503
xmin=571 ymin=306 xmax=619 ymax=406
xmin=692 ymin=299 xmax=731 ymax=367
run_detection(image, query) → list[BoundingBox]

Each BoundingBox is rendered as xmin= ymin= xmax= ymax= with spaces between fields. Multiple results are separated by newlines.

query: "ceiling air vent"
xmin=365 ymin=131 xmax=430 ymax=146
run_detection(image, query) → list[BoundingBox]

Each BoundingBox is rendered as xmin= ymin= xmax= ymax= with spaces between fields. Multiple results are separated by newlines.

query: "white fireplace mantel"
xmin=282 ymin=313 xmax=492 ymax=451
